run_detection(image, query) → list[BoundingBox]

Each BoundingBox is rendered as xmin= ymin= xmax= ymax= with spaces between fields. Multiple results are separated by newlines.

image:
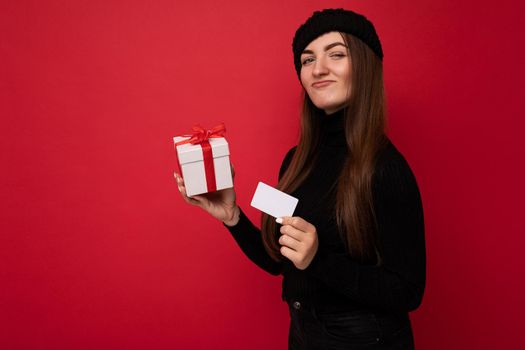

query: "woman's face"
xmin=300 ymin=31 xmax=352 ymax=115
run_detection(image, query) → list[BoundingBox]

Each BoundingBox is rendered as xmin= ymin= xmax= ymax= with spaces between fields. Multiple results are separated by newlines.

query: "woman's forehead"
xmin=303 ymin=31 xmax=345 ymax=51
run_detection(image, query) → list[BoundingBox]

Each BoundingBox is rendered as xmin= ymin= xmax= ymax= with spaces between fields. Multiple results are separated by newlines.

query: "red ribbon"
xmin=174 ymin=123 xmax=226 ymax=193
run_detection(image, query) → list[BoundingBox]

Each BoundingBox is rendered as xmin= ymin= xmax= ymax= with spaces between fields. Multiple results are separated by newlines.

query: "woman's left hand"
xmin=277 ymin=216 xmax=319 ymax=270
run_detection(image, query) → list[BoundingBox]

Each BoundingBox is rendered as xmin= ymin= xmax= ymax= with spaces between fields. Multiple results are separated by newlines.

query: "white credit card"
xmin=250 ymin=181 xmax=298 ymax=218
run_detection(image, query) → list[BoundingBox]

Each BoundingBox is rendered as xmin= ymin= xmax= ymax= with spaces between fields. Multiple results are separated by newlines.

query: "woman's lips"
xmin=312 ymin=81 xmax=334 ymax=88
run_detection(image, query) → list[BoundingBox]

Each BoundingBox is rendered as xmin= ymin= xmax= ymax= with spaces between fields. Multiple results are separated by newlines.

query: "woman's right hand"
xmin=174 ymin=163 xmax=240 ymax=226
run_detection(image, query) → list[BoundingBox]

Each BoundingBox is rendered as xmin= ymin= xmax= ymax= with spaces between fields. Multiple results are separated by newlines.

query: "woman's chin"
xmin=315 ymin=103 xmax=345 ymax=114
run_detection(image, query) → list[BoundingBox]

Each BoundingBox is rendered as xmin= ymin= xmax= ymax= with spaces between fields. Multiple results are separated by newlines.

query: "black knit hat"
xmin=292 ymin=8 xmax=383 ymax=79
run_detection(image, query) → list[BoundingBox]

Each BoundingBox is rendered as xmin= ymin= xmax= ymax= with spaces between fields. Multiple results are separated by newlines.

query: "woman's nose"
xmin=312 ymin=57 xmax=329 ymax=76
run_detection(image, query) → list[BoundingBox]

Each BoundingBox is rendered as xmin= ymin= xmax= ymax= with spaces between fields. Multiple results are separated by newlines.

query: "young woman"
xmin=174 ymin=8 xmax=426 ymax=349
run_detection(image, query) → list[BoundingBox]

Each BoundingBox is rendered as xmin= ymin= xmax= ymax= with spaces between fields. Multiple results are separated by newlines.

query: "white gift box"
xmin=173 ymin=136 xmax=233 ymax=197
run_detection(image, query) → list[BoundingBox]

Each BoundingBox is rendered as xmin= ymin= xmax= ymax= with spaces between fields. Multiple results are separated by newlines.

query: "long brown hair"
xmin=261 ymin=33 xmax=388 ymax=264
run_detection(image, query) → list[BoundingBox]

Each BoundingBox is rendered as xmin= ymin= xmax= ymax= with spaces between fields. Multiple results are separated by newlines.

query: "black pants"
xmin=288 ymin=300 xmax=414 ymax=349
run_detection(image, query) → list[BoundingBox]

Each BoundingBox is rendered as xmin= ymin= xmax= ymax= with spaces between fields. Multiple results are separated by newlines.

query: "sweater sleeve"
xmin=222 ymin=146 xmax=297 ymax=276
xmin=304 ymin=151 xmax=426 ymax=313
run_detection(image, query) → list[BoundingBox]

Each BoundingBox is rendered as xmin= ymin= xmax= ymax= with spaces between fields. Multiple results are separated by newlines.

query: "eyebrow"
xmin=301 ymin=42 xmax=348 ymax=55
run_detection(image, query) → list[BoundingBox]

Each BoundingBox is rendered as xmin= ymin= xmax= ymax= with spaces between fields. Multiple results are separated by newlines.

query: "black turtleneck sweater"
xmin=223 ymin=109 xmax=426 ymax=314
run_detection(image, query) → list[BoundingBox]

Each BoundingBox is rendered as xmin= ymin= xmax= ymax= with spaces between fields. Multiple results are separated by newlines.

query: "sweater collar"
xmin=319 ymin=107 xmax=347 ymax=148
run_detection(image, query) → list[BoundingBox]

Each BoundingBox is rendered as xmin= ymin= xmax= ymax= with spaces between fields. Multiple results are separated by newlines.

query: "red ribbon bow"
xmin=174 ymin=123 xmax=226 ymax=146
xmin=174 ymin=123 xmax=227 ymax=194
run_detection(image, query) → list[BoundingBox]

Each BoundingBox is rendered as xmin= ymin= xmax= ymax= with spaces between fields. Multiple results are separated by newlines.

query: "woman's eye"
xmin=302 ymin=53 xmax=346 ymax=65
xmin=302 ymin=57 xmax=314 ymax=65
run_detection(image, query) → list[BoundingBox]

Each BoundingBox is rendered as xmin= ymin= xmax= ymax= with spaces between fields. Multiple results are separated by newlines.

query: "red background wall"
xmin=2 ymin=0 xmax=524 ymax=349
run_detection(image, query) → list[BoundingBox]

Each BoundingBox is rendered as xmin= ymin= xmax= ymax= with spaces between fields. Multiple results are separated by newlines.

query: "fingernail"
xmin=276 ymin=217 xmax=283 ymax=224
